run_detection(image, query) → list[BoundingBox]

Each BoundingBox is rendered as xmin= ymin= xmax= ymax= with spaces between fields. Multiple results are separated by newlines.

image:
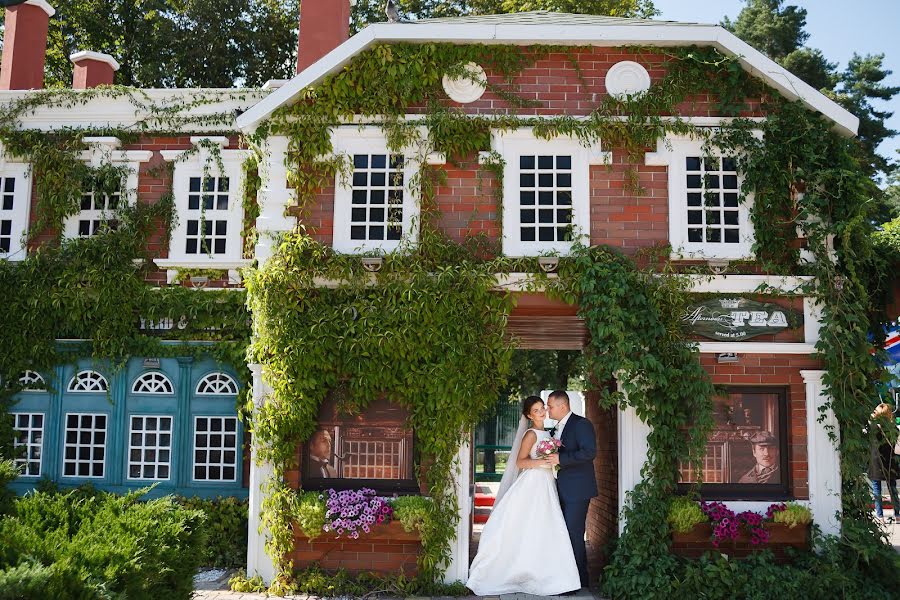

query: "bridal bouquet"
xmin=536 ymin=438 xmax=562 ymax=476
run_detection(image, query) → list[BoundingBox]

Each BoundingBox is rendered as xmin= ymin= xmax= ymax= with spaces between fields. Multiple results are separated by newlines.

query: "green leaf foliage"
xmin=0 ymin=488 xmax=207 ymax=599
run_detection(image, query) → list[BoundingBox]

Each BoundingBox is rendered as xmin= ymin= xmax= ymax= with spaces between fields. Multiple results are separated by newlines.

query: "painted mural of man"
xmin=309 ymin=428 xmax=338 ymax=478
xmin=738 ymin=431 xmax=780 ymax=484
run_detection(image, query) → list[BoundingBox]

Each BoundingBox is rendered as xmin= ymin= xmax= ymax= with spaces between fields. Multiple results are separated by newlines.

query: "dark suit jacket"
xmin=557 ymin=413 xmax=599 ymax=501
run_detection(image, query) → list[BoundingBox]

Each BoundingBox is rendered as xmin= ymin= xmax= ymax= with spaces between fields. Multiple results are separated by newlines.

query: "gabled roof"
xmin=236 ymin=11 xmax=859 ymax=137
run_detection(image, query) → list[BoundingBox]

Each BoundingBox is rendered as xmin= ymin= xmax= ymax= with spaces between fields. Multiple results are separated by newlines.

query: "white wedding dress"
xmin=467 ymin=428 xmax=581 ymax=596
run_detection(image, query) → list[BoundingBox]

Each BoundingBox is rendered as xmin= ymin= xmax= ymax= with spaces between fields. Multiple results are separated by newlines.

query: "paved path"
xmin=193 ymin=591 xmax=601 ymax=600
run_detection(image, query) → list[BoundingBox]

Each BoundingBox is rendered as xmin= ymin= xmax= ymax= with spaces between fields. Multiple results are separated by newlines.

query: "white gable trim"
xmin=235 ymin=23 xmax=858 ymax=137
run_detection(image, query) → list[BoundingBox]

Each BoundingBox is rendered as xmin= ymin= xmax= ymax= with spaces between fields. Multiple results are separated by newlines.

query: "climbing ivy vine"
xmin=0 ymin=37 xmax=894 ymax=599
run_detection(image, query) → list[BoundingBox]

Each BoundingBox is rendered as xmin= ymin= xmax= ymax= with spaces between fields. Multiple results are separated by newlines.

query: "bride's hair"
xmin=522 ymin=395 xmax=543 ymax=417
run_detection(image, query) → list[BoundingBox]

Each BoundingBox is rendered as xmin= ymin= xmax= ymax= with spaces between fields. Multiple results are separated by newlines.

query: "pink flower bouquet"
xmin=536 ymin=438 xmax=562 ymax=475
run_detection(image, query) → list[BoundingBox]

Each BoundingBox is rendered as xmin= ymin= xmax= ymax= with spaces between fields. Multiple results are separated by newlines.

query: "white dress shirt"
xmin=554 ymin=411 xmax=573 ymax=440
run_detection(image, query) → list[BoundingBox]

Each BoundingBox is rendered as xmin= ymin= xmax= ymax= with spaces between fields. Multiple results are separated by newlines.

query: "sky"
xmin=652 ymin=0 xmax=900 ymax=169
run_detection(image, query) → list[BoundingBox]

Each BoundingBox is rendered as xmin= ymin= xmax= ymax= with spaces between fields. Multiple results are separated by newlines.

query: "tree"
xmin=3 ymin=0 xmax=299 ymax=88
xmin=351 ymin=0 xmax=656 ymax=32
xmin=723 ymin=0 xmax=898 ymax=182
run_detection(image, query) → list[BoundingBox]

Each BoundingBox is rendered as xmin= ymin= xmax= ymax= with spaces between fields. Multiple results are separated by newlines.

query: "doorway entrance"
xmin=467 ymin=293 xmax=620 ymax=584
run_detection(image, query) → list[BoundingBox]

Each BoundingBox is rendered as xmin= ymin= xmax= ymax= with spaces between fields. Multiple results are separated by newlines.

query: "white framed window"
xmin=72 ymin=176 xmax=122 ymax=237
xmin=192 ymin=416 xmax=239 ymax=482
xmin=132 ymin=372 xmax=174 ymax=394
xmin=13 ymin=412 xmax=43 ymax=477
xmin=159 ymin=137 xmax=246 ymax=267
xmin=0 ymin=154 xmax=32 ymax=261
xmin=494 ymin=129 xmax=602 ymax=256
xmin=63 ymin=138 xmax=151 ymax=239
xmin=332 ymin=128 xmax=420 ymax=253
xmin=68 ymin=370 xmax=109 ymax=393
xmin=18 ymin=370 xmax=46 ymax=391
xmin=128 ymin=415 xmax=173 ymax=480
xmin=196 ymin=372 xmax=239 ymax=395
xmin=646 ymin=135 xmax=755 ymax=259
xmin=62 ymin=413 xmax=107 ymax=478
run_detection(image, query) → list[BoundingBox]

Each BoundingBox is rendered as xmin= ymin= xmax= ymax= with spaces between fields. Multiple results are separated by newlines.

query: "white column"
xmin=246 ymin=363 xmax=277 ymax=583
xmin=803 ymin=297 xmax=823 ymax=346
xmin=255 ymin=135 xmax=296 ymax=264
xmin=617 ymin=405 xmax=650 ymax=534
xmin=445 ymin=439 xmax=471 ymax=583
xmin=801 ymin=369 xmax=841 ymax=536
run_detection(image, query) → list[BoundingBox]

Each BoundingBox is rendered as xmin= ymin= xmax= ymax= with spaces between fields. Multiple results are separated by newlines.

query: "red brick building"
xmin=0 ymin=0 xmax=858 ymax=587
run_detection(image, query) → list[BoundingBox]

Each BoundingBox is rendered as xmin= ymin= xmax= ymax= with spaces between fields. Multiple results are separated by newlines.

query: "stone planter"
xmin=671 ymin=522 xmax=809 ymax=561
xmin=291 ymin=520 xmax=422 ymax=574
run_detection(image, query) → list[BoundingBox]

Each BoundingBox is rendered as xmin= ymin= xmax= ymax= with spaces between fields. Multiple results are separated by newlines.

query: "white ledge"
xmin=70 ymin=51 xmax=121 ymax=72
xmin=696 ymin=342 xmax=816 ymax=354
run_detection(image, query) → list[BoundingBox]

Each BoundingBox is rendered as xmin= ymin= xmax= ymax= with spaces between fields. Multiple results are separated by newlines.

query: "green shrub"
xmin=295 ymin=491 xmax=326 ymax=540
xmin=0 ymin=459 xmax=17 ymax=516
xmin=667 ymin=497 xmax=707 ymax=534
xmin=176 ymin=495 xmax=248 ymax=567
xmin=0 ymin=488 xmax=207 ymax=600
xmin=655 ymin=532 xmax=900 ymax=600
xmin=772 ymin=502 xmax=812 ymax=528
xmin=228 ymin=569 xmax=267 ymax=592
xmin=0 ymin=561 xmax=56 ymax=600
xmin=390 ymin=495 xmax=432 ymax=534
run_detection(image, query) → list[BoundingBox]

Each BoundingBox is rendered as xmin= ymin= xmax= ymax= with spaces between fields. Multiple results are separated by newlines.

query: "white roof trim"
xmin=70 ymin=51 xmax=121 ymax=72
xmin=236 ymin=22 xmax=858 ymax=137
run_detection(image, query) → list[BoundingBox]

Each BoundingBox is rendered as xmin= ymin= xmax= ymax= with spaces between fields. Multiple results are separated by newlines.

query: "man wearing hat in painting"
xmin=738 ymin=431 xmax=780 ymax=484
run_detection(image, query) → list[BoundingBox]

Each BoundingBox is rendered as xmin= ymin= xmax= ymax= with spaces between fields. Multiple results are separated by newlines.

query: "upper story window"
xmin=332 ymin=128 xmax=419 ymax=254
xmin=132 ymin=372 xmax=175 ymax=394
xmin=68 ymin=370 xmax=109 ymax=393
xmin=18 ymin=370 xmax=46 ymax=391
xmin=74 ymin=175 xmax=122 ymax=237
xmin=196 ymin=372 xmax=239 ymax=395
xmin=160 ymin=137 xmax=246 ymax=266
xmin=647 ymin=135 xmax=755 ymax=259
xmin=63 ymin=138 xmax=152 ymax=240
xmin=493 ymin=129 xmax=603 ymax=257
xmin=0 ymin=146 xmax=32 ymax=261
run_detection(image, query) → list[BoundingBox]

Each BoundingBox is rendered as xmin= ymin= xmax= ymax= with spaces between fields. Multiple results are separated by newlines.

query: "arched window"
xmin=18 ymin=370 xmax=46 ymax=391
xmin=195 ymin=372 xmax=238 ymax=395
xmin=131 ymin=372 xmax=174 ymax=395
xmin=67 ymin=370 xmax=109 ymax=393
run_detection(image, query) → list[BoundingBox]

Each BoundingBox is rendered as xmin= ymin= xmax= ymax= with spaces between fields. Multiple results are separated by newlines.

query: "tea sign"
xmin=682 ymin=297 xmax=803 ymax=341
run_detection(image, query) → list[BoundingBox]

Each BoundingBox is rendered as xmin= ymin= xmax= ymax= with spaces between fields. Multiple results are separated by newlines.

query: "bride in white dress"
xmin=467 ymin=396 xmax=581 ymax=596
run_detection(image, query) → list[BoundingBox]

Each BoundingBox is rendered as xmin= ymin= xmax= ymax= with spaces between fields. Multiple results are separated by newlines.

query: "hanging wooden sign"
xmin=682 ymin=297 xmax=803 ymax=341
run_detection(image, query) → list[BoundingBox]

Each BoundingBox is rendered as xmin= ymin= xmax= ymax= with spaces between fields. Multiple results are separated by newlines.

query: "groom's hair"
xmin=548 ymin=390 xmax=570 ymax=406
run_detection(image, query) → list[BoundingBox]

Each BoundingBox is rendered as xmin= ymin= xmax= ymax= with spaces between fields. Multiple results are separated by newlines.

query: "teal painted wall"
xmin=9 ymin=353 xmax=247 ymax=499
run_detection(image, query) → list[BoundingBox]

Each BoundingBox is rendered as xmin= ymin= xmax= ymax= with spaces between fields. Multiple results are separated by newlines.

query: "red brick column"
xmin=585 ymin=390 xmax=618 ymax=583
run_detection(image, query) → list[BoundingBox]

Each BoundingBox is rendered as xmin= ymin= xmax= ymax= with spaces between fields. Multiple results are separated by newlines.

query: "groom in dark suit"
xmin=545 ymin=390 xmax=598 ymax=589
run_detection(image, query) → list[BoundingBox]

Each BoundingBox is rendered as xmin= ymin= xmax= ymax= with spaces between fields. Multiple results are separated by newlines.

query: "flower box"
xmin=291 ymin=520 xmax=422 ymax=575
xmin=672 ymin=522 xmax=809 ymax=550
xmin=296 ymin=519 xmax=421 ymax=543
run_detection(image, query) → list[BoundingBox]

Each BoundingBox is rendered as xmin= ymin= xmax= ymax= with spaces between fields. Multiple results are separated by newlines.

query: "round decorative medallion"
xmin=604 ymin=61 xmax=651 ymax=98
xmin=442 ymin=62 xmax=487 ymax=104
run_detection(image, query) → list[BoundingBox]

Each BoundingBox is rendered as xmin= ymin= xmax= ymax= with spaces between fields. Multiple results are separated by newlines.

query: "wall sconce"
xmin=537 ymin=256 xmax=559 ymax=273
xmin=361 ymin=257 xmax=383 ymax=272
xmin=706 ymin=259 xmax=729 ymax=275
xmin=717 ymin=352 xmax=739 ymax=364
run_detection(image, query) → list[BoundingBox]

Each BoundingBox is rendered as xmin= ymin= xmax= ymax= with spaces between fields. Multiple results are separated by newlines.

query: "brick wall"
xmin=289 ymin=521 xmax=422 ymax=575
xmin=585 ymin=391 xmax=618 ymax=580
xmin=699 ymin=353 xmax=821 ymax=500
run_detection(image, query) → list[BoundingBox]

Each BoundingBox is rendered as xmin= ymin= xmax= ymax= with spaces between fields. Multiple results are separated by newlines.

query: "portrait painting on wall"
xmin=678 ymin=387 xmax=789 ymax=498
xmin=301 ymin=393 xmax=417 ymax=492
